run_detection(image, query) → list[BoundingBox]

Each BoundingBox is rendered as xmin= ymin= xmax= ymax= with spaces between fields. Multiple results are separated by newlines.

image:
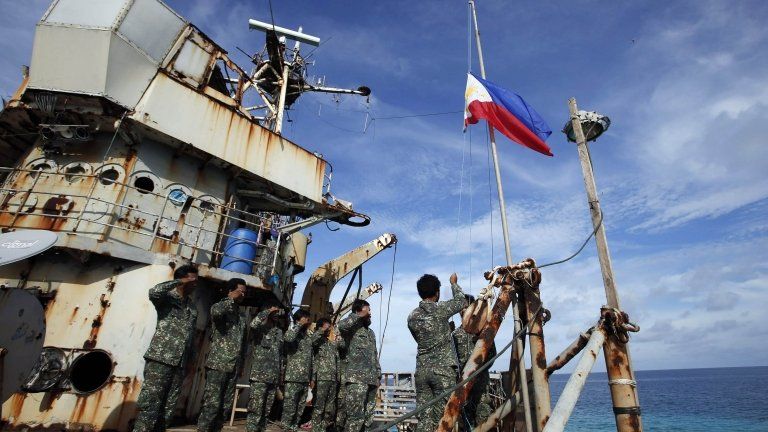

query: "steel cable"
xmin=536 ymin=212 xmax=604 ymax=269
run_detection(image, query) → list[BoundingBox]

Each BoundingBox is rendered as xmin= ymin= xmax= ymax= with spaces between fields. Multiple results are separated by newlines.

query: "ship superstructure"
xmin=0 ymin=0 xmax=370 ymax=429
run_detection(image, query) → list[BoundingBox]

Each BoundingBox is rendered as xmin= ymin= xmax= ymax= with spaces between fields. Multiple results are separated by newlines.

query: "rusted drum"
xmin=0 ymin=288 xmax=46 ymax=402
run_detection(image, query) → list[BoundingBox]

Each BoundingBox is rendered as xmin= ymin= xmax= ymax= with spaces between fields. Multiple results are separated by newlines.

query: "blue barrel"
xmin=220 ymin=228 xmax=259 ymax=275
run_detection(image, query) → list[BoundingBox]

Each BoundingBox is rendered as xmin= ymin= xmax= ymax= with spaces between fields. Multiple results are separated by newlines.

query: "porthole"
xmin=168 ymin=189 xmax=189 ymax=206
xmin=134 ymin=176 xmax=155 ymax=194
xmin=62 ymin=162 xmax=92 ymax=184
xmin=25 ymin=158 xmax=57 ymax=179
xmin=94 ymin=164 xmax=125 ymax=187
xmin=99 ymin=168 xmax=120 ymax=185
xmin=69 ymin=350 xmax=114 ymax=394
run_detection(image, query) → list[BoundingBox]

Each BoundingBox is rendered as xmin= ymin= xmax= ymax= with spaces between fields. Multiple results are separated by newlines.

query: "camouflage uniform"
xmin=338 ymin=314 xmax=380 ymax=432
xmin=197 ymin=297 xmax=248 ymax=432
xmin=281 ymin=323 xmax=322 ymax=427
xmin=134 ymin=280 xmax=198 ymax=432
xmin=247 ymin=309 xmax=284 ymax=432
xmin=407 ymin=283 xmax=467 ymax=432
xmin=453 ymin=326 xmax=496 ymax=426
xmin=311 ymin=335 xmax=341 ymax=432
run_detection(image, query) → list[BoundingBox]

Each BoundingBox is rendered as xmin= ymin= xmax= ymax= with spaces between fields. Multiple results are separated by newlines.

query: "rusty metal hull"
xmin=0 ymin=255 xmax=219 ymax=431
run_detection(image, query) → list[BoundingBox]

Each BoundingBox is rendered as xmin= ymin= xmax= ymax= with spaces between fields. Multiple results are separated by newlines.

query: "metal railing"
xmin=0 ymin=166 xmax=286 ymax=276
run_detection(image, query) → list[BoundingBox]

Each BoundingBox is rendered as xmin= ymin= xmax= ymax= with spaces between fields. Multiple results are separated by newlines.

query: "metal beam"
xmin=542 ymin=329 xmax=605 ymax=432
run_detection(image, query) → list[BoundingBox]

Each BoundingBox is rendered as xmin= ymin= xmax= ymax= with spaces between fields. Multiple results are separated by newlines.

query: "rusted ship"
xmin=0 ymin=1 xmax=646 ymax=432
xmin=0 ymin=0 xmax=387 ymax=430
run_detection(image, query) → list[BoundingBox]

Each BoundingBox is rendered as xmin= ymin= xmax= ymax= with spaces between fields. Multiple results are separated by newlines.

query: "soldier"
xmin=197 ymin=278 xmax=248 ymax=432
xmin=311 ymin=318 xmax=341 ymax=432
xmin=453 ymin=295 xmax=496 ymax=428
xmin=281 ymin=309 xmax=320 ymax=429
xmin=247 ymin=305 xmax=284 ymax=432
xmin=407 ymin=273 xmax=468 ymax=432
xmin=338 ymin=300 xmax=380 ymax=432
xmin=133 ymin=264 xmax=199 ymax=432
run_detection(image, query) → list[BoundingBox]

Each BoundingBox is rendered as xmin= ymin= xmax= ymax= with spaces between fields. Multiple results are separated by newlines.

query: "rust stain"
xmin=8 ymin=393 xmax=27 ymax=419
xmin=535 ymin=351 xmax=547 ymax=370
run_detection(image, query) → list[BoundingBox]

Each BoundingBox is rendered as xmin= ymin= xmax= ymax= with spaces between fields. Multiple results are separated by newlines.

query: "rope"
xmin=371 ymin=304 xmax=542 ymax=432
xmin=485 ymin=124 xmax=495 ymax=269
xmin=468 ymin=126 xmax=473 ymax=291
xmin=100 ymin=111 xmax=128 ymax=163
xmin=454 ymin=122 xmax=468 ymax=270
xmin=372 ymin=111 xmax=463 ymax=120
xmin=536 ymin=212 xmax=604 ymax=269
xmin=378 ymin=242 xmax=398 ymax=360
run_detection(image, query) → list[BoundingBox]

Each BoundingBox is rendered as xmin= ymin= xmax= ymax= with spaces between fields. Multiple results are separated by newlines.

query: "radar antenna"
xmin=247 ymin=19 xmax=371 ymax=134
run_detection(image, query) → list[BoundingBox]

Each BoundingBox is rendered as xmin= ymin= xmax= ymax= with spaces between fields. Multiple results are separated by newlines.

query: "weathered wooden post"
xmin=565 ymin=98 xmax=643 ymax=432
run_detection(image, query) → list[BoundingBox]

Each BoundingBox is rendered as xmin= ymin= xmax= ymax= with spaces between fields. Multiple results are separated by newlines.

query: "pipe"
xmin=546 ymin=328 xmax=594 ymax=376
xmin=524 ymin=285 xmax=551 ymax=431
xmin=542 ymin=329 xmax=605 ymax=432
xmin=237 ymin=189 xmax=315 ymax=210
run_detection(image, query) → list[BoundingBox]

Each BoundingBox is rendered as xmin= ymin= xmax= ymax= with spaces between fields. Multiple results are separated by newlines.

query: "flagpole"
xmin=469 ymin=2 xmax=534 ymax=431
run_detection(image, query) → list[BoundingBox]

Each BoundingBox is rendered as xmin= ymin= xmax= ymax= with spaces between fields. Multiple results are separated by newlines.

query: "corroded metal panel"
xmin=131 ymin=73 xmax=327 ymax=203
xmin=0 ymin=259 xmax=216 ymax=431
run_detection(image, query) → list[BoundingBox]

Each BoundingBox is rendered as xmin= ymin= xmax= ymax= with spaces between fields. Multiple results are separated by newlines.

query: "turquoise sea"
xmin=549 ymin=366 xmax=768 ymax=431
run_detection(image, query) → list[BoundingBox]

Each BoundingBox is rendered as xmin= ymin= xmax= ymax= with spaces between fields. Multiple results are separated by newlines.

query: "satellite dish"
xmin=0 ymin=288 xmax=46 ymax=402
xmin=0 ymin=230 xmax=58 ymax=267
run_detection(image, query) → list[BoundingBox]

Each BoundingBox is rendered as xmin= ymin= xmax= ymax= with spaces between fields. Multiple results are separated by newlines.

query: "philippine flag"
xmin=464 ymin=73 xmax=553 ymax=156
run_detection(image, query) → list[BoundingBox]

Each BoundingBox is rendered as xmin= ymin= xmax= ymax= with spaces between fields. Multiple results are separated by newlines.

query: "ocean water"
xmin=549 ymin=366 xmax=768 ymax=431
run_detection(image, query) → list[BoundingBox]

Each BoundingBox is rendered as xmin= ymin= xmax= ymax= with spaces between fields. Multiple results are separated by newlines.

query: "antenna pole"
xmin=469 ymin=2 xmax=534 ymax=431
xmin=275 ymin=28 xmax=303 ymax=134
xmin=568 ymin=97 xmax=642 ymax=432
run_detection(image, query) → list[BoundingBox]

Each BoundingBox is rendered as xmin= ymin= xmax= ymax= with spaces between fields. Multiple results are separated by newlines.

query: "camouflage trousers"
xmin=197 ymin=368 xmax=238 ymax=432
xmin=281 ymin=381 xmax=309 ymax=426
xmin=132 ymin=359 xmax=184 ymax=432
xmin=246 ymin=381 xmax=277 ymax=432
xmin=311 ymin=380 xmax=338 ymax=432
xmin=465 ymin=371 xmax=493 ymax=426
xmin=335 ymin=381 xmax=346 ymax=430
xmin=343 ymin=382 xmax=377 ymax=432
xmin=414 ymin=366 xmax=457 ymax=432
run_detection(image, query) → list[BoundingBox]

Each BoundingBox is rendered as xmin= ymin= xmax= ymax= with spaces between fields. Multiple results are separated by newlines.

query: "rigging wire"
xmin=537 ymin=212 xmax=604 ymax=269
xmin=485 ymin=124 xmax=495 ymax=268
xmin=371 ymin=304 xmax=543 ymax=432
xmin=468 ymin=126 xmax=474 ymax=292
xmin=378 ymin=242 xmax=398 ymax=360
xmin=453 ymin=126 xmax=468 ymax=271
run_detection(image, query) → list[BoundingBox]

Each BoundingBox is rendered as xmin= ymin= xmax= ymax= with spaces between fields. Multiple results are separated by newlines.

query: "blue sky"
xmin=1 ymin=0 xmax=766 ymax=373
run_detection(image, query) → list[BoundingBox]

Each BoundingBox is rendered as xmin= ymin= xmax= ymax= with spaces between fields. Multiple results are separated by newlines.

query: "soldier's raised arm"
xmin=250 ymin=308 xmax=274 ymax=333
xmin=436 ymin=273 xmax=468 ymax=319
xmin=337 ymin=313 xmax=362 ymax=334
xmin=210 ymin=297 xmax=236 ymax=323
xmin=148 ymin=280 xmax=181 ymax=306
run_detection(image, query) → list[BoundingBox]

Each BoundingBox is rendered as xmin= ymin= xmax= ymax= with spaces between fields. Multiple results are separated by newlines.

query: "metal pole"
xmin=523 ymin=285 xmax=551 ymax=431
xmin=542 ymin=329 xmax=605 ymax=432
xmin=568 ymin=98 xmax=642 ymax=432
xmin=546 ymin=328 xmax=594 ymax=376
xmin=469 ymin=2 xmax=533 ymax=431
xmin=275 ymin=29 xmax=303 ymax=135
